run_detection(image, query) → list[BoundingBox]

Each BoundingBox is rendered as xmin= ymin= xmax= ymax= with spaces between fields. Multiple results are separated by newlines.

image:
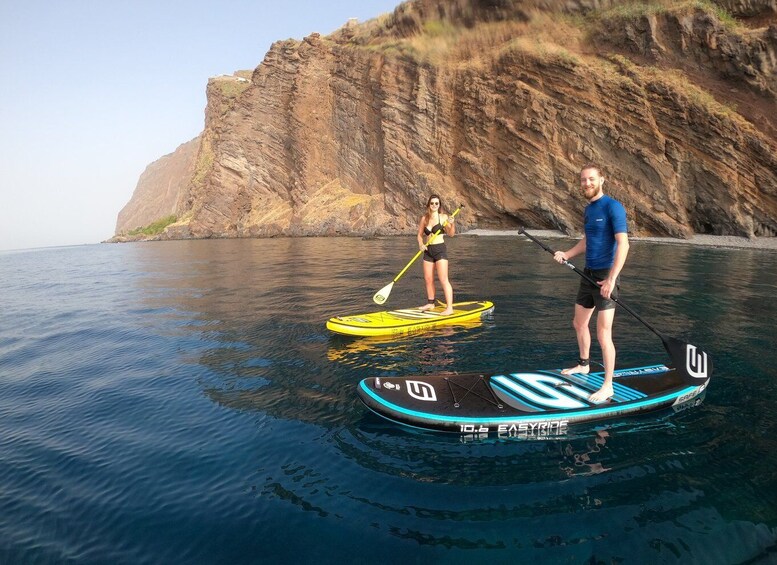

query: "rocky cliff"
xmin=115 ymin=137 xmax=200 ymax=235
xmin=113 ymin=0 xmax=777 ymax=241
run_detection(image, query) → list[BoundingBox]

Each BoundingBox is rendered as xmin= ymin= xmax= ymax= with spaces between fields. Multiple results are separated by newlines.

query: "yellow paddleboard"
xmin=326 ymin=301 xmax=494 ymax=337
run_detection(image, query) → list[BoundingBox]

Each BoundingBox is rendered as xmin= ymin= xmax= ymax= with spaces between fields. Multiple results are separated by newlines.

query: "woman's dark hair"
xmin=426 ymin=194 xmax=444 ymax=211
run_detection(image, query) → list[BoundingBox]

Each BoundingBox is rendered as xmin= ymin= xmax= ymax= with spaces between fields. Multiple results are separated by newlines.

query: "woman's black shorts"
xmin=423 ymin=243 xmax=448 ymax=263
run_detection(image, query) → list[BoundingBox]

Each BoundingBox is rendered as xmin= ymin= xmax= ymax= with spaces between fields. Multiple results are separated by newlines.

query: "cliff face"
xmin=115 ymin=137 xmax=200 ymax=234
xmin=114 ymin=0 xmax=777 ymax=241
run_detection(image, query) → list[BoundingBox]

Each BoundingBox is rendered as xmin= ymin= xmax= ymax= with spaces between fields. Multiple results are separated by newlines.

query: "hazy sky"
xmin=0 ymin=0 xmax=400 ymax=251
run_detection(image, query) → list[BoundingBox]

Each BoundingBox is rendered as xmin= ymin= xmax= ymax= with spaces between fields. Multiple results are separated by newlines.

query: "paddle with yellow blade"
xmin=373 ymin=205 xmax=463 ymax=305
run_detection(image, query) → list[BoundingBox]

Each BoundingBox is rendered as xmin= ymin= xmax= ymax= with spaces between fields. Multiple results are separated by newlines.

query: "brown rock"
xmin=115 ymin=137 xmax=200 ymax=235
xmin=113 ymin=1 xmax=777 ymax=242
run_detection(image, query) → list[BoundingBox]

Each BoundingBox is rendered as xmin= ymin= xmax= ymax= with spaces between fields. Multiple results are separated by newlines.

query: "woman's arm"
xmin=443 ymin=213 xmax=455 ymax=237
xmin=417 ymin=215 xmax=428 ymax=249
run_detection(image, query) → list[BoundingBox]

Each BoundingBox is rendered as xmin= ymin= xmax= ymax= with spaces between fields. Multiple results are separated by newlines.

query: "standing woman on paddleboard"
xmin=418 ymin=195 xmax=455 ymax=315
xmin=553 ymin=163 xmax=630 ymax=404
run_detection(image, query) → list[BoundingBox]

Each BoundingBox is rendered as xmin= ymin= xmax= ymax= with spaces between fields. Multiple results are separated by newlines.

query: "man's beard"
xmin=584 ymin=185 xmax=600 ymax=200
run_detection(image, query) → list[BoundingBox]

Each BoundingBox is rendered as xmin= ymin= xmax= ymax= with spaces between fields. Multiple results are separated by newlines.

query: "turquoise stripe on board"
xmin=359 ymin=380 xmax=699 ymax=424
xmin=544 ymin=370 xmax=647 ymax=402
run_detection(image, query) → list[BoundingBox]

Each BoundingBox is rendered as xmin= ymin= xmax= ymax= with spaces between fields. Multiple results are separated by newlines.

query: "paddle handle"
xmin=392 ymin=206 xmax=463 ymax=283
xmin=519 ymin=228 xmax=662 ymax=340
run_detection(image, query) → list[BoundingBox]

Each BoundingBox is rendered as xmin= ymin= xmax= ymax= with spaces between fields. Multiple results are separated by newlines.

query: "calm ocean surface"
xmin=1 ymin=236 xmax=776 ymax=564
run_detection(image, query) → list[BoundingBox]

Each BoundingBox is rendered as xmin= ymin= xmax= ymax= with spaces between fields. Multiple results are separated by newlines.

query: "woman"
xmin=417 ymin=195 xmax=455 ymax=315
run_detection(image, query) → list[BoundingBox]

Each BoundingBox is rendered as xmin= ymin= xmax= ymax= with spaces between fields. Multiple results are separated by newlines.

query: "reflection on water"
xmin=2 ymin=237 xmax=776 ymax=562
xmin=137 ymin=238 xmax=777 ymax=561
xmin=561 ymin=430 xmax=612 ymax=477
xmin=326 ymin=320 xmax=486 ymax=369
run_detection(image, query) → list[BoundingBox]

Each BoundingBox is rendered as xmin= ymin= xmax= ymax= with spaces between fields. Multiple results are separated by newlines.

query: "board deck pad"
xmin=326 ymin=300 xmax=494 ymax=337
xmin=357 ymin=363 xmax=710 ymax=436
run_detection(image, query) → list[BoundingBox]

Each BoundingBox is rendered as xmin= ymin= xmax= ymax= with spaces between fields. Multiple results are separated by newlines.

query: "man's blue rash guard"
xmin=584 ymin=195 xmax=627 ymax=270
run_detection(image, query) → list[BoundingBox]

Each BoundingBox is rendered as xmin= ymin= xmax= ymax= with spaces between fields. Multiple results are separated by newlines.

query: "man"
xmin=553 ymin=163 xmax=630 ymax=403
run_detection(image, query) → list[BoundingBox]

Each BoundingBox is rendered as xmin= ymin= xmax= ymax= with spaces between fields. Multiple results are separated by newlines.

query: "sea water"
xmin=1 ymin=237 xmax=775 ymax=564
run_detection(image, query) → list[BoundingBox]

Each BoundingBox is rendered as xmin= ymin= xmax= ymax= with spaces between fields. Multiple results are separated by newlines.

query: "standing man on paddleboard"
xmin=418 ymin=195 xmax=456 ymax=315
xmin=553 ymin=164 xmax=630 ymax=403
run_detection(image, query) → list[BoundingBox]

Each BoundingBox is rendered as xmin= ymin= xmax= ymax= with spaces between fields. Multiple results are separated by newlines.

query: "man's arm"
xmin=554 ymin=237 xmax=586 ymax=263
xmin=600 ymin=232 xmax=629 ymax=299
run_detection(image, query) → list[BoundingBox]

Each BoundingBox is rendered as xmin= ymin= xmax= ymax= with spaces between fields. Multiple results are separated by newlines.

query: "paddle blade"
xmin=373 ymin=282 xmax=394 ymax=305
xmin=662 ymin=335 xmax=713 ymax=384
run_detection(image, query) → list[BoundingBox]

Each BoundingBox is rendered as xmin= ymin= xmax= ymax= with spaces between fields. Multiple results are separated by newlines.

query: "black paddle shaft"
xmin=518 ymin=228 xmax=666 ymax=338
xmin=518 ymin=229 xmax=661 ymax=340
xmin=518 ymin=228 xmax=713 ymax=383
xmin=519 ymin=228 xmax=666 ymax=334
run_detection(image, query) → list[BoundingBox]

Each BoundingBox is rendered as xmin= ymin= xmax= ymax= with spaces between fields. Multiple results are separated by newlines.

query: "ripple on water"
xmin=1 ymin=239 xmax=776 ymax=562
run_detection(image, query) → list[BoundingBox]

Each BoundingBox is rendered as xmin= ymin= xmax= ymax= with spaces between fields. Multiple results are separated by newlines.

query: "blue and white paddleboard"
xmin=357 ymin=359 xmax=711 ymax=437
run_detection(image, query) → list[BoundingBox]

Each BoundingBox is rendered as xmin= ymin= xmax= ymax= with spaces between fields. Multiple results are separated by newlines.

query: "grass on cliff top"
xmin=356 ymin=0 xmax=741 ymax=63
xmin=213 ymin=77 xmax=251 ymax=99
xmin=595 ymin=0 xmax=740 ymax=31
xmin=364 ymin=15 xmax=584 ymax=68
xmin=127 ymin=215 xmax=177 ymax=237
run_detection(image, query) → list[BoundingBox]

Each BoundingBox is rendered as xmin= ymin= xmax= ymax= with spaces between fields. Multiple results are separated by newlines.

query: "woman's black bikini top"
xmin=424 ymin=217 xmax=443 ymax=235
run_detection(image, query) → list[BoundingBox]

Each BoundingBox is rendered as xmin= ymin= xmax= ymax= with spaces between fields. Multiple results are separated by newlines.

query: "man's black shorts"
xmin=576 ymin=268 xmax=619 ymax=310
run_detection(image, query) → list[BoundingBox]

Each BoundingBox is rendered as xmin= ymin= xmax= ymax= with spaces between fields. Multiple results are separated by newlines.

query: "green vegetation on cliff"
xmin=127 ymin=215 xmax=177 ymax=236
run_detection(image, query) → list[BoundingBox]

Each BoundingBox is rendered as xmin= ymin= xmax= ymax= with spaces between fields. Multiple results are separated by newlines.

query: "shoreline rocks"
xmin=463 ymin=229 xmax=777 ymax=250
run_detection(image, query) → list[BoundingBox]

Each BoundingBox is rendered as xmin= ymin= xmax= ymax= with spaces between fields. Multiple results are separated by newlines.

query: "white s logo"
xmin=406 ymin=381 xmax=437 ymax=402
xmin=686 ymin=345 xmax=708 ymax=379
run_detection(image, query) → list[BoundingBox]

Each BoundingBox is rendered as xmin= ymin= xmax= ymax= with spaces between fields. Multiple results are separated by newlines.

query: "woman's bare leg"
xmin=436 ymin=260 xmax=453 ymax=315
xmin=419 ymin=260 xmax=436 ymax=310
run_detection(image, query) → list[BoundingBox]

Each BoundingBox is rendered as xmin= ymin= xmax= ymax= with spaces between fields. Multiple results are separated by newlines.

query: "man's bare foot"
xmin=418 ymin=303 xmax=435 ymax=311
xmin=561 ymin=364 xmax=590 ymax=375
xmin=588 ymin=385 xmax=614 ymax=404
xmin=440 ymin=307 xmax=453 ymax=315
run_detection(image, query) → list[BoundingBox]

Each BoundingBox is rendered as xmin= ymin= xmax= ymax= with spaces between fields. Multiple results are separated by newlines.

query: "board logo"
xmin=406 ymin=380 xmax=437 ymax=402
xmin=493 ymin=373 xmax=589 ymax=410
xmin=686 ymin=345 xmax=708 ymax=379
